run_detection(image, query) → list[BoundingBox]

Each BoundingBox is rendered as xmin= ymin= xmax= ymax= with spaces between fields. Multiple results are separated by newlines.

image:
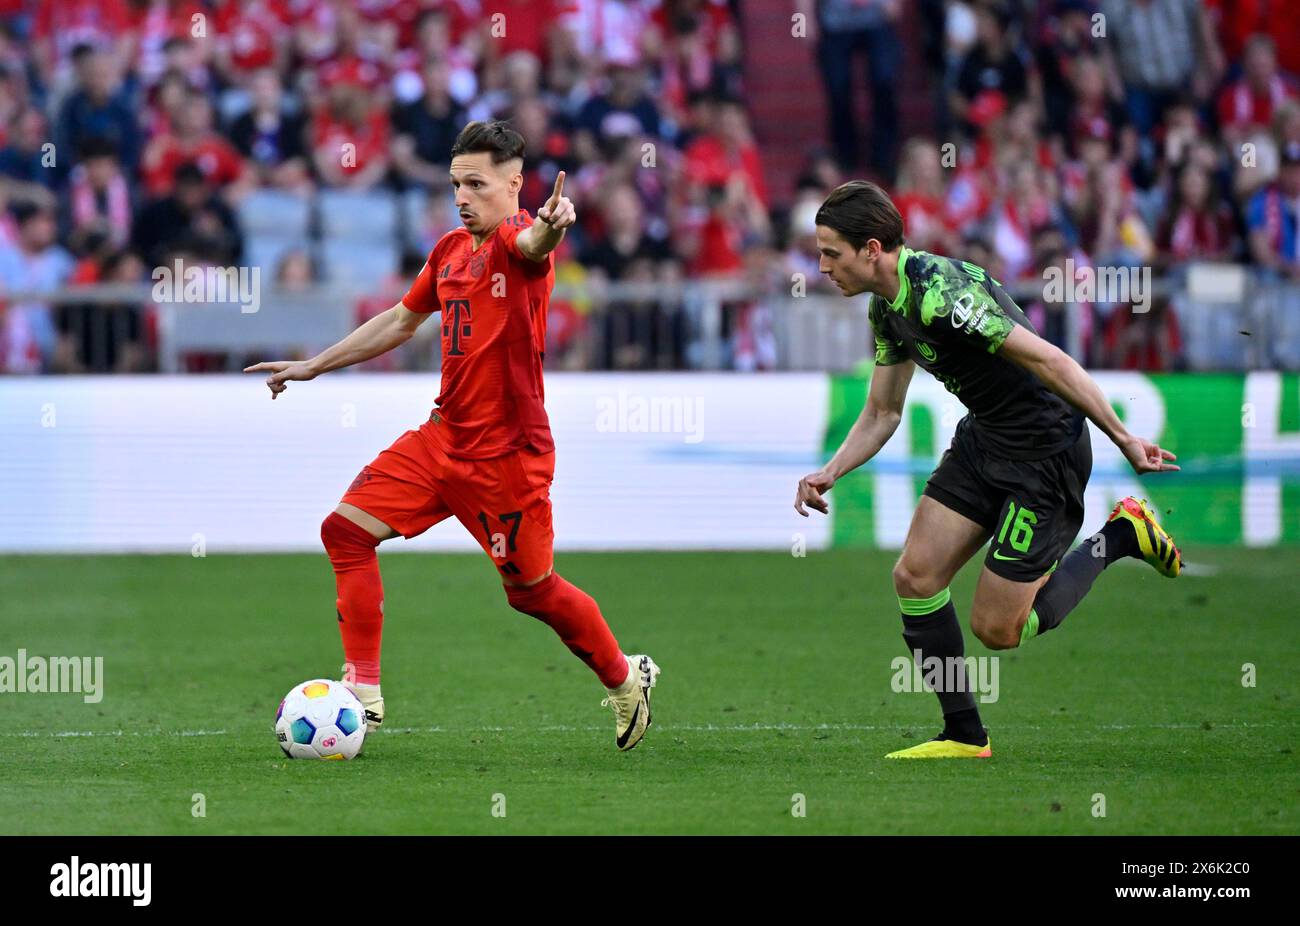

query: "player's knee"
xmin=504 ymin=570 xmax=558 ymax=614
xmin=892 ymin=559 xmax=943 ymax=599
xmin=321 ymin=511 xmax=380 ymax=561
xmin=504 ymin=568 xmax=553 ymax=590
xmin=321 ymin=513 xmax=344 ymax=551
xmin=970 ymin=612 xmax=1021 ymax=650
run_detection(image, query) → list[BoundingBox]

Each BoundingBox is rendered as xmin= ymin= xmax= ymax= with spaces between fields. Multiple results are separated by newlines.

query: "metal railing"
xmin=4 ymin=265 xmax=1298 ymax=373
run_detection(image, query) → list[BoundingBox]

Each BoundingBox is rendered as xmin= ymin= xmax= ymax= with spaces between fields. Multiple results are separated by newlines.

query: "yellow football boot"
xmin=886 ymin=737 xmax=992 ymax=759
xmin=1108 ymin=496 xmax=1182 ymax=577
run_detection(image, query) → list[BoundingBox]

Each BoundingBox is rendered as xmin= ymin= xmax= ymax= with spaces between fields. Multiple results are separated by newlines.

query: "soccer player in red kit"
xmin=244 ymin=121 xmax=660 ymax=751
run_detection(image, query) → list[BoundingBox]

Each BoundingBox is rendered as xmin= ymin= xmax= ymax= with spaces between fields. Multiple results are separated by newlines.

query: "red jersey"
xmin=142 ymin=135 xmax=246 ymax=196
xmin=401 ymin=209 xmax=555 ymax=459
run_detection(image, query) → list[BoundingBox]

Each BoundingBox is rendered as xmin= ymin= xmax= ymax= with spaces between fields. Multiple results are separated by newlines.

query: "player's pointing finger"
xmin=551 ymin=170 xmax=565 ymax=203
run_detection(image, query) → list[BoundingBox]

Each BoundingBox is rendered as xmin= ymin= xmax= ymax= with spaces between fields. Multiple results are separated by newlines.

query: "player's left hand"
xmin=536 ymin=171 xmax=575 ymax=230
xmin=1120 ymin=435 xmax=1180 ymax=474
xmin=795 ymin=470 xmax=836 ymax=517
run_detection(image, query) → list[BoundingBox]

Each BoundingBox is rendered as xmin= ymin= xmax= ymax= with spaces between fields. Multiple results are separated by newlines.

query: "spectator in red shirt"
xmin=140 ymin=89 xmax=250 ymax=199
xmin=213 ymin=0 xmax=293 ymax=88
xmin=682 ymin=96 xmax=768 ymax=209
xmin=1218 ymin=34 xmax=1298 ymax=152
xmin=390 ymin=8 xmax=480 ymax=110
xmin=651 ymin=0 xmax=743 ymax=125
xmin=34 ymin=0 xmax=132 ymax=85
xmin=1061 ymin=56 xmax=1137 ymax=177
xmin=477 ymin=0 xmax=562 ymax=66
xmin=1103 ymin=295 xmax=1184 ymax=371
xmin=1155 ymin=160 xmax=1238 ymax=267
xmin=992 ymin=159 xmax=1059 ymax=281
xmin=560 ymin=0 xmax=652 ymax=70
xmin=1204 ymin=0 xmax=1300 ymax=78
xmin=677 ymin=172 xmax=770 ymax=278
xmin=314 ymin=8 xmax=389 ymax=99
xmin=310 ymin=82 xmax=391 ymax=189
xmin=893 ymin=137 xmax=958 ymax=255
xmin=129 ymin=0 xmax=212 ymax=89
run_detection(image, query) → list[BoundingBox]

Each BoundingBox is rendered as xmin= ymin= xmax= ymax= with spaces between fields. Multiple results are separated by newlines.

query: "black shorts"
xmin=923 ymin=417 xmax=1092 ymax=583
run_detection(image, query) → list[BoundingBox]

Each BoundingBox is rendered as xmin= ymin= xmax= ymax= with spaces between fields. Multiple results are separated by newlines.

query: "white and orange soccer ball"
xmin=274 ymin=679 xmax=367 ymax=759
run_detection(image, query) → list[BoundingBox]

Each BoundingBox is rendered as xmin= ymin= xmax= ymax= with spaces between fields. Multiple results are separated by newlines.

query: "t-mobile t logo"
xmin=443 ymin=299 xmax=472 ymax=356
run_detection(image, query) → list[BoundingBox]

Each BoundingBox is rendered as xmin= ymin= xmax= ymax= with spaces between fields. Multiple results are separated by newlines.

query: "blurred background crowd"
xmin=0 ymin=0 xmax=1296 ymax=375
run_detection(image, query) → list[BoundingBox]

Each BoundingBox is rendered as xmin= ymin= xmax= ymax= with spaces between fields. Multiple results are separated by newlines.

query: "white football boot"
xmin=340 ymin=666 xmax=384 ymax=734
xmin=601 ymin=654 xmax=660 ymax=751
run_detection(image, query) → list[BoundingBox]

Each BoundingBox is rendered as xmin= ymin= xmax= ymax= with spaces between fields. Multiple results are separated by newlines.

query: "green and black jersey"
xmin=868 ymin=246 xmax=1083 ymax=460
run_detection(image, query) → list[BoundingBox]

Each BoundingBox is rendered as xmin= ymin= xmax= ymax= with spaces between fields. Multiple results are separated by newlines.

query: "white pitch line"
xmin=9 ymin=729 xmax=228 ymax=738
xmin=380 ymin=720 xmax=1295 ymax=734
xmin=6 ymin=721 xmax=1293 ymax=739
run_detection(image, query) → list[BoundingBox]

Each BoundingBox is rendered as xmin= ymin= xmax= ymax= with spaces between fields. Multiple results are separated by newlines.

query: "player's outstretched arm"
xmin=516 ymin=170 xmax=574 ymax=261
xmin=998 ymin=325 xmax=1179 ymax=474
xmin=243 ymin=303 xmax=431 ymax=399
xmin=795 ymin=359 xmax=915 ymax=516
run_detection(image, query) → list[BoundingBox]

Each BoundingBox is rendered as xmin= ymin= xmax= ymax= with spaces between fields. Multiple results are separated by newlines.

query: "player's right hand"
xmin=1119 ymin=435 xmax=1180 ymax=474
xmin=795 ymin=470 xmax=836 ymax=517
xmin=536 ymin=170 xmax=575 ymax=230
xmin=243 ymin=360 xmax=317 ymax=399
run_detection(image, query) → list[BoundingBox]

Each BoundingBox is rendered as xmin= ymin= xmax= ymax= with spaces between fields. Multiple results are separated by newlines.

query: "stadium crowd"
xmin=0 ymin=0 xmax=1296 ymax=374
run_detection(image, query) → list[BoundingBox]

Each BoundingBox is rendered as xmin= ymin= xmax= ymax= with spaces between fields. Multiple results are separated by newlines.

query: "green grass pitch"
xmin=1 ymin=548 xmax=1296 ymax=834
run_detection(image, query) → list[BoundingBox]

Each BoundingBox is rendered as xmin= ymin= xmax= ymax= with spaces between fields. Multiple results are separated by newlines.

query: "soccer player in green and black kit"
xmin=795 ymin=181 xmax=1183 ymax=758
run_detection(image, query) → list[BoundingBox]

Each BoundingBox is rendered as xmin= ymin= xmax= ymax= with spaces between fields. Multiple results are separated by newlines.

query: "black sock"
xmin=1098 ymin=517 xmax=1139 ymax=563
xmin=939 ymin=707 xmax=986 ymax=745
xmin=1030 ymin=519 xmax=1136 ymax=637
xmin=900 ymin=591 xmax=987 ymax=746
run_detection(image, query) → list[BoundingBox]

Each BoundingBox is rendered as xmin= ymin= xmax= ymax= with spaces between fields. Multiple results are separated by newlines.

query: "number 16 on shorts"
xmin=994 ymin=502 xmax=1037 ymax=558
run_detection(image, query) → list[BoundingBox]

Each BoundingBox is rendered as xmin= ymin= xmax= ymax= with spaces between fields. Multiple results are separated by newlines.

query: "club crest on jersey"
xmin=469 ymin=252 xmax=487 ymax=279
xmin=348 ymin=467 xmax=372 ymax=492
xmin=916 ymin=341 xmax=938 ymax=362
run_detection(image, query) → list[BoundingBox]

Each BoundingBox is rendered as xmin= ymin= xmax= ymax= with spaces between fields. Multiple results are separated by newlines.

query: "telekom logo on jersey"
xmin=443 ymin=299 xmax=472 ymax=356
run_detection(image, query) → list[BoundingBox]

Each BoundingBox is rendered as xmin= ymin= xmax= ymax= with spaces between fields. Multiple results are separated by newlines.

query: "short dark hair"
xmin=450 ymin=120 xmax=526 ymax=164
xmin=9 ymin=199 xmax=42 ymax=226
xmin=175 ymin=162 xmax=207 ymax=186
xmin=77 ymin=135 xmax=118 ymax=161
xmin=815 ymin=180 xmax=905 ymax=252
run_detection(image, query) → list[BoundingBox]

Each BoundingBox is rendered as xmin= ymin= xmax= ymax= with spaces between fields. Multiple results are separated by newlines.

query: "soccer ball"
xmin=274 ymin=679 xmax=367 ymax=760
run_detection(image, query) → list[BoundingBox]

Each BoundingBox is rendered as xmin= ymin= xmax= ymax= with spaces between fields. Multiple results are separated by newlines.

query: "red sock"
xmin=321 ymin=512 xmax=384 ymax=685
xmin=506 ymin=573 xmax=629 ymax=688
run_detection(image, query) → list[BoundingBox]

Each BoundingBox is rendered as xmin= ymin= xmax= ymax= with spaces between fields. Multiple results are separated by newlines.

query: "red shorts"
xmin=340 ymin=417 xmax=555 ymax=581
